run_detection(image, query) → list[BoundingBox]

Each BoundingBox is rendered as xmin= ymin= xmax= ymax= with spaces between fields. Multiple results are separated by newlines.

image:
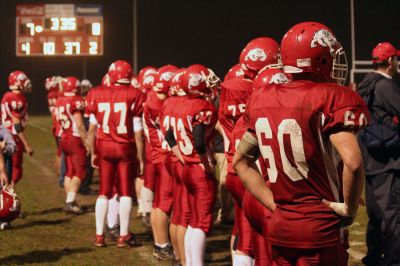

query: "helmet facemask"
xmin=331 ymin=47 xmax=348 ymax=85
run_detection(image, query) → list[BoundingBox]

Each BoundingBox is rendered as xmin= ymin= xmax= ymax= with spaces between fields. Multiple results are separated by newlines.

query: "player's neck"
xmin=12 ymin=90 xmax=22 ymax=95
xmin=156 ymin=93 xmax=167 ymax=100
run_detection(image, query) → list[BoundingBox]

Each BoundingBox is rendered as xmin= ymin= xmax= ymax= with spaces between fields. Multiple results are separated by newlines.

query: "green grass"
xmin=0 ymin=116 xmax=367 ymax=265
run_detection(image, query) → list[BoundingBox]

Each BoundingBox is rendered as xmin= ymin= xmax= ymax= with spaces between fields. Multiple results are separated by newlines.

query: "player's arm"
xmin=233 ymin=131 xmax=276 ymax=212
xmin=87 ymin=115 xmax=98 ymax=168
xmin=324 ymin=131 xmax=364 ymax=226
xmin=193 ymin=124 xmax=214 ymax=173
xmin=12 ymin=116 xmax=33 ymax=156
xmin=165 ymin=128 xmax=185 ymax=164
xmin=133 ymin=116 xmax=145 ymax=176
xmin=215 ymin=121 xmax=223 ymax=136
xmin=73 ymin=112 xmax=88 ymax=152
xmin=0 ymin=151 xmax=7 ymax=186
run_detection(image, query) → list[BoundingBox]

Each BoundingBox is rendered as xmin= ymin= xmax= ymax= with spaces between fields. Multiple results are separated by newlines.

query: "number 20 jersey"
xmin=86 ymin=84 xmax=145 ymax=143
xmin=244 ymin=80 xmax=369 ymax=248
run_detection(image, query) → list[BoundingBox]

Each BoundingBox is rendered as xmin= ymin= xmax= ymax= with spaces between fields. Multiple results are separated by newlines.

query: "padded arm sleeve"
xmin=165 ymin=128 xmax=177 ymax=148
xmin=193 ymin=124 xmax=207 ymax=155
xmin=237 ymin=131 xmax=260 ymax=160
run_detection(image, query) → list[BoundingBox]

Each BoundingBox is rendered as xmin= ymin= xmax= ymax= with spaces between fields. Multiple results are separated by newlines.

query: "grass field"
xmin=0 ymin=116 xmax=368 ymax=265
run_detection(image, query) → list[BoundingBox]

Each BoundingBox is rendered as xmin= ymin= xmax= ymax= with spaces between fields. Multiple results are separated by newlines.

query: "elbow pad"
xmin=165 ymin=128 xmax=177 ymax=148
xmin=193 ymin=124 xmax=207 ymax=154
xmin=14 ymin=123 xmax=24 ymax=133
xmin=237 ymin=131 xmax=260 ymax=161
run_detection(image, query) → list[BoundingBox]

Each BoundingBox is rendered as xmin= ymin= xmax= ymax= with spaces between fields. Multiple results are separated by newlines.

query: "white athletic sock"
xmin=185 ymin=226 xmax=194 ymax=266
xmin=158 ymin=242 xmax=169 ymax=248
xmin=191 ymin=228 xmax=206 ymax=266
xmin=141 ymin=186 xmax=154 ymax=213
xmin=137 ymin=198 xmax=143 ymax=214
xmin=233 ymin=255 xmax=253 ymax=266
xmin=66 ymin=192 xmax=76 ymax=203
xmin=107 ymin=195 xmax=120 ymax=228
xmin=95 ymin=197 xmax=108 ymax=235
xmin=119 ymin=196 xmax=132 ymax=236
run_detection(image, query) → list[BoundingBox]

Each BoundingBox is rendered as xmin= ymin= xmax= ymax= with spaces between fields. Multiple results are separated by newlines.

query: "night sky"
xmin=1 ymin=0 xmax=400 ymax=114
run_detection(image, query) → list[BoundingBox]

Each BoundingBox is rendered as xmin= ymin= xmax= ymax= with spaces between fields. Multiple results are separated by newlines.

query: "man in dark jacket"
xmin=358 ymin=42 xmax=400 ymax=266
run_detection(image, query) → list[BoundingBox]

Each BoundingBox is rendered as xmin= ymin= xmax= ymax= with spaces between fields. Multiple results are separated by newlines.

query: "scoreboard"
xmin=16 ymin=4 xmax=103 ymax=56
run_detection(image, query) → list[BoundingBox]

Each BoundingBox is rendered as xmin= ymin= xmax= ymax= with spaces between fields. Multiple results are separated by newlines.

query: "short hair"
xmin=373 ymin=59 xmax=390 ymax=70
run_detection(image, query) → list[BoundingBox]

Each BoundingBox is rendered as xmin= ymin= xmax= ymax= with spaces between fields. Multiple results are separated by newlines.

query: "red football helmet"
xmin=140 ymin=72 xmax=156 ymax=92
xmin=169 ymin=68 xmax=186 ymax=96
xmin=224 ymin=64 xmax=246 ymax=81
xmin=45 ymin=76 xmax=62 ymax=91
xmin=131 ymin=76 xmax=140 ymax=89
xmin=108 ymin=60 xmax=133 ymax=84
xmin=0 ymin=185 xmax=21 ymax=223
xmin=62 ymin=76 xmax=81 ymax=94
xmin=181 ymin=64 xmax=220 ymax=97
xmin=137 ymin=66 xmax=157 ymax=83
xmin=281 ymin=22 xmax=348 ymax=85
xmin=239 ymin=37 xmax=281 ymax=76
xmin=153 ymin=65 xmax=178 ymax=94
xmin=253 ymin=68 xmax=292 ymax=90
xmin=9 ymin=70 xmax=31 ymax=92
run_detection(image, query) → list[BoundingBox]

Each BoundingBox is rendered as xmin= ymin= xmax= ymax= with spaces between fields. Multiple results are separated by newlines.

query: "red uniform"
xmin=47 ymin=90 xmax=62 ymax=139
xmin=143 ymin=92 xmax=173 ymax=214
xmin=1 ymin=92 xmax=28 ymax=183
xmin=55 ymin=93 xmax=86 ymax=180
xmin=86 ymin=84 xmax=145 ymax=198
xmin=218 ymin=77 xmax=253 ymax=161
xmin=172 ymin=96 xmax=218 ymax=233
xmin=160 ymin=95 xmax=191 ymax=227
xmin=244 ymin=81 xmax=368 ymax=263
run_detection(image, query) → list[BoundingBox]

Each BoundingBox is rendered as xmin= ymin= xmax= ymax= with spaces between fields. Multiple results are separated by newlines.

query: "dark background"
xmin=1 ymin=0 xmax=400 ymax=114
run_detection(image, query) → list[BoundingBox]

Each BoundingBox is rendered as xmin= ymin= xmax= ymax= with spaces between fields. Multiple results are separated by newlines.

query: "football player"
xmin=45 ymin=76 xmax=65 ymax=187
xmin=165 ymin=64 xmax=220 ymax=266
xmin=55 ymin=77 xmax=88 ymax=215
xmin=87 ymin=60 xmax=145 ymax=248
xmin=0 ymin=185 xmax=21 ymax=230
xmin=234 ymin=22 xmax=369 ymax=266
xmin=160 ymin=68 xmax=189 ymax=265
xmin=1 ymin=71 xmax=33 ymax=188
xmin=143 ymin=65 xmax=177 ymax=260
xmin=219 ymin=37 xmax=281 ymax=265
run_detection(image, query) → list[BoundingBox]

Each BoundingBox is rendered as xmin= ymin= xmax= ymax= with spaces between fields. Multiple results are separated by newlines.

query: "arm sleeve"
xmin=165 ymin=128 xmax=177 ymax=148
xmin=193 ymin=124 xmax=207 ymax=154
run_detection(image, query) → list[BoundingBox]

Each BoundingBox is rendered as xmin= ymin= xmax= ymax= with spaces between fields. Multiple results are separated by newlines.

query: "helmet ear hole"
xmin=320 ymin=58 xmax=328 ymax=65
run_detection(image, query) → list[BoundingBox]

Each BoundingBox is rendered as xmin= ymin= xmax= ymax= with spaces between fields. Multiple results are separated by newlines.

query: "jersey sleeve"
xmin=70 ymin=96 xmax=85 ymax=114
xmin=131 ymin=90 xmax=145 ymax=117
xmin=192 ymin=101 xmax=217 ymax=127
xmin=321 ymin=86 xmax=370 ymax=135
xmin=85 ymin=90 xmax=96 ymax=115
xmin=242 ymin=91 xmax=257 ymax=135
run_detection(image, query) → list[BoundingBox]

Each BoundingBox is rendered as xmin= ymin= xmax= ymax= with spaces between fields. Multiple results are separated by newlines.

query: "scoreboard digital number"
xmin=16 ymin=4 xmax=103 ymax=56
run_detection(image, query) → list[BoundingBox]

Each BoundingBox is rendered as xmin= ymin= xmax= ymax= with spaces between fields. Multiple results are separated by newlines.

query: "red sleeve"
xmin=192 ymin=100 xmax=217 ymax=127
xmin=70 ymin=96 xmax=85 ymax=114
xmin=131 ymin=90 xmax=145 ymax=117
xmin=86 ymin=90 xmax=97 ymax=114
xmin=242 ymin=90 xmax=257 ymax=135
xmin=322 ymin=86 xmax=370 ymax=135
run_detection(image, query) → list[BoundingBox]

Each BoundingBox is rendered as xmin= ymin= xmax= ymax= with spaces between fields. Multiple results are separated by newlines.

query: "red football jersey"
xmin=159 ymin=95 xmax=188 ymax=162
xmin=218 ymin=77 xmax=253 ymax=162
xmin=86 ymin=84 xmax=145 ymax=143
xmin=47 ymin=90 xmax=62 ymax=137
xmin=55 ymin=93 xmax=85 ymax=137
xmin=1 ymin=92 xmax=28 ymax=135
xmin=244 ymin=80 xmax=369 ymax=248
xmin=164 ymin=96 xmax=217 ymax=163
xmin=143 ymin=92 xmax=169 ymax=163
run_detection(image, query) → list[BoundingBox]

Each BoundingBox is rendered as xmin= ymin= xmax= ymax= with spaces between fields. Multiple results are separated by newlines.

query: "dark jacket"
xmin=358 ymin=72 xmax=400 ymax=175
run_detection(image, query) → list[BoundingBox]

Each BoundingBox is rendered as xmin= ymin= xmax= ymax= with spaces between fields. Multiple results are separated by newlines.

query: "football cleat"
xmin=156 ymin=244 xmax=174 ymax=260
xmin=94 ymin=234 xmax=106 ymax=247
xmin=63 ymin=201 xmax=84 ymax=215
xmin=105 ymin=224 xmax=120 ymax=242
xmin=117 ymin=232 xmax=141 ymax=248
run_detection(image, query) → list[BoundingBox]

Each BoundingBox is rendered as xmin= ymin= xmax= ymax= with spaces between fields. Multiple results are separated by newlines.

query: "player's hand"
xmin=138 ymin=160 xmax=144 ymax=176
xmin=25 ymin=144 xmax=34 ymax=156
xmin=0 ymin=172 xmax=8 ymax=186
xmin=91 ymin=154 xmax=99 ymax=169
xmin=322 ymin=199 xmax=357 ymax=227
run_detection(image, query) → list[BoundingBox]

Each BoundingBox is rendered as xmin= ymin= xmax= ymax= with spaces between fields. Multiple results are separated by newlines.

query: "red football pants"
xmin=182 ymin=163 xmax=217 ymax=234
xmin=60 ymin=135 xmax=87 ymax=180
xmin=226 ymin=173 xmax=253 ymax=257
xmin=152 ymin=155 xmax=174 ymax=215
xmin=143 ymin=142 xmax=156 ymax=191
xmin=168 ymin=159 xmax=190 ymax=227
xmin=96 ymin=140 xmax=137 ymax=198
xmin=242 ymin=190 xmax=272 ymax=265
